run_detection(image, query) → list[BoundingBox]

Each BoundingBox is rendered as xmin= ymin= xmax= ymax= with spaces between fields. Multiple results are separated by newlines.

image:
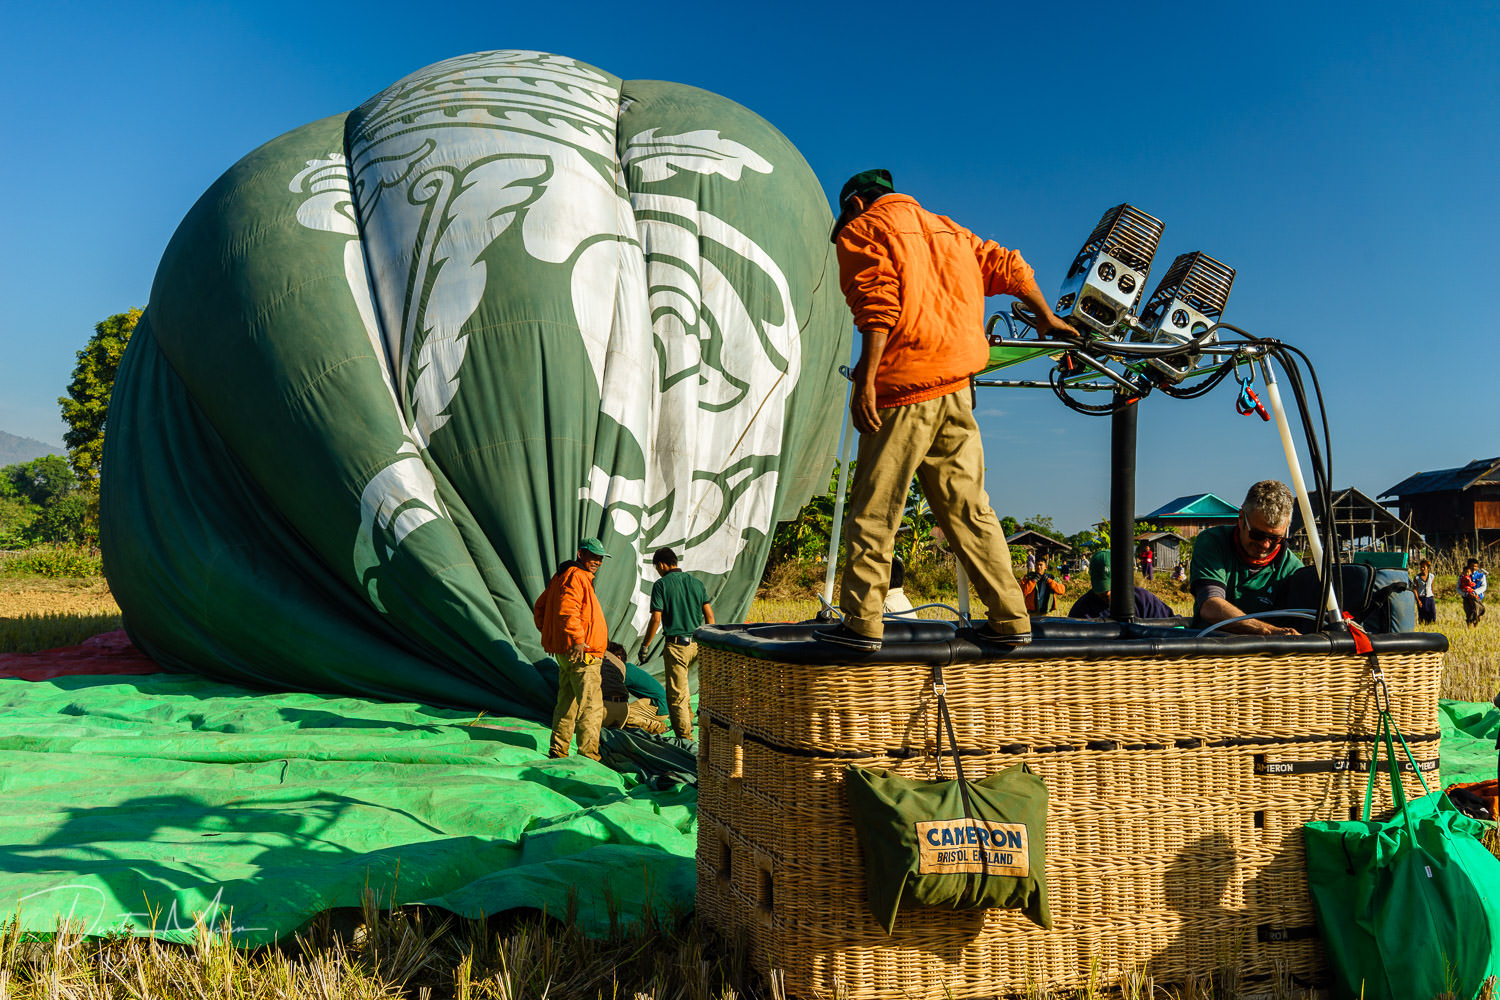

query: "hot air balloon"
xmin=101 ymin=50 xmax=849 ymax=717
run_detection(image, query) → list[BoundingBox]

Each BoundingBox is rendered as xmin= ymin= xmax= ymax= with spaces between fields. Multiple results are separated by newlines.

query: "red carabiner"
xmin=1237 ymin=386 xmax=1270 ymax=421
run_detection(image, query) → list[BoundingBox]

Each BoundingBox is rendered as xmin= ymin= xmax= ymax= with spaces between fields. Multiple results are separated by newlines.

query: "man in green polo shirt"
xmin=642 ymin=547 xmax=715 ymax=739
xmin=1190 ymin=480 xmax=1304 ymax=635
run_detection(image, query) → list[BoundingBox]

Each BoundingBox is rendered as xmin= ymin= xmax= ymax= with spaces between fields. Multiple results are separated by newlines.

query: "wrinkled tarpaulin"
xmin=0 ymin=668 xmax=695 ymax=944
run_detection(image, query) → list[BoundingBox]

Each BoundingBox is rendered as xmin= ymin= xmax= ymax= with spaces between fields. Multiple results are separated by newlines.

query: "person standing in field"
xmin=815 ymin=168 xmax=1078 ymax=652
xmin=1412 ymin=559 xmax=1437 ymax=625
xmin=533 ymin=537 xmax=611 ymax=760
xmin=1021 ymin=556 xmax=1066 ymax=617
xmin=641 ymin=547 xmax=714 ymax=740
xmin=1459 ymin=557 xmax=1487 ymax=627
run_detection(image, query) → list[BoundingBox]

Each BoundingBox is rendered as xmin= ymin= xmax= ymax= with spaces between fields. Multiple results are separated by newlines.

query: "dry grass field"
xmin=0 ymin=555 xmax=1493 ymax=998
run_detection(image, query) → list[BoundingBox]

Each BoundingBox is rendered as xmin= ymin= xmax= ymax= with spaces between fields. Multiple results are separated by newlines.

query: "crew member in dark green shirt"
xmin=1189 ymin=480 xmax=1304 ymax=635
xmin=642 ymin=547 xmax=715 ymax=739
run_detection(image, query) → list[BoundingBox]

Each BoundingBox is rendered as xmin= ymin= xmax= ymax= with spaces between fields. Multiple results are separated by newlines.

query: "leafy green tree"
xmin=0 ymin=495 xmax=36 ymax=548
xmin=1082 ymin=517 xmax=1170 ymax=552
xmin=58 ymin=308 xmax=142 ymax=484
xmin=899 ymin=479 xmax=936 ymax=567
xmin=31 ymin=490 xmax=99 ymax=546
xmin=1021 ymin=514 xmax=1065 ymax=542
xmin=1000 ymin=515 xmax=1020 ymax=536
xmin=1068 ymin=527 xmax=1106 ymax=553
xmin=766 ymin=463 xmax=934 ymax=569
xmin=4 ymin=454 xmax=76 ymax=507
xmin=0 ymin=466 xmax=33 ymax=547
xmin=768 ymin=464 xmax=847 ymax=566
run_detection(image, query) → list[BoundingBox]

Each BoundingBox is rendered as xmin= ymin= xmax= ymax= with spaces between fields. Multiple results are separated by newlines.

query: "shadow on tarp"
xmin=1441 ymin=700 xmax=1500 ymax=786
xmin=0 ymin=671 xmax=696 ymax=944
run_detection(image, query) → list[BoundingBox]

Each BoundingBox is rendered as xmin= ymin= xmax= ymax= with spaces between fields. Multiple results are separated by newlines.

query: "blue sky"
xmin=2 ymin=0 xmax=1495 ymax=533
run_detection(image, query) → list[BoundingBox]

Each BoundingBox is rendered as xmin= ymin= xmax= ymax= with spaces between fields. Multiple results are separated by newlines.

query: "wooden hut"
xmin=1289 ymin=487 xmax=1423 ymax=555
xmin=1004 ymin=530 xmax=1075 ymax=571
xmin=1135 ymin=529 xmax=1187 ymax=571
xmin=1381 ymin=457 xmax=1500 ymax=552
xmin=1140 ymin=493 xmax=1239 ymax=539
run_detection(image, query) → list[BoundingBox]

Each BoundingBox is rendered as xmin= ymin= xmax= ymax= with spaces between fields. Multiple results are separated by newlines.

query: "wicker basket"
xmin=695 ymin=625 xmax=1445 ymax=1000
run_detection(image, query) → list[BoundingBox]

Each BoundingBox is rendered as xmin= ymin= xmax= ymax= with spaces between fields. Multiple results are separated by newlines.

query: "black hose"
xmin=1048 ymin=365 xmax=1138 ymax=415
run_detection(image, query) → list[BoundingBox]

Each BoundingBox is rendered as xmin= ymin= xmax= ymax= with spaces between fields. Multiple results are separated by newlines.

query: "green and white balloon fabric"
xmin=102 ymin=50 xmax=848 ymax=717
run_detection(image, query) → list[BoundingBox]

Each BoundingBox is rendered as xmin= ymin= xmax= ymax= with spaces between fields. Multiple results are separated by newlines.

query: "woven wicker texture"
xmin=696 ymin=645 xmax=1443 ymax=999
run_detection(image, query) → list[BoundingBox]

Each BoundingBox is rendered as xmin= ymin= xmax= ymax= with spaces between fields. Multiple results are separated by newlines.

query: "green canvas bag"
xmin=845 ymin=664 xmax=1050 ymax=934
xmin=1304 ymin=671 xmax=1500 ymax=1000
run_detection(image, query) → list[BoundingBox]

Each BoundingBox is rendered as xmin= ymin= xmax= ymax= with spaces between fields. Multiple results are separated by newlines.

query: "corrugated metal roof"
xmin=1381 ymin=457 xmax=1500 ymax=498
xmin=1005 ymin=530 xmax=1074 ymax=552
xmin=1143 ymin=493 xmax=1240 ymax=518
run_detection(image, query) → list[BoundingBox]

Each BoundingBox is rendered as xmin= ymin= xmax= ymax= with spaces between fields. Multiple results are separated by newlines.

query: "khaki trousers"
xmin=662 ymin=640 xmax=697 ymax=739
xmin=603 ymin=697 xmax=669 ymax=734
xmin=550 ymin=652 xmax=604 ymax=760
xmin=840 ymin=390 xmax=1028 ymax=640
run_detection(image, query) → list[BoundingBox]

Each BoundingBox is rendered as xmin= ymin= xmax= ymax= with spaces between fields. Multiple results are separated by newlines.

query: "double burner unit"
xmin=1054 ymin=203 xmax=1236 ymax=384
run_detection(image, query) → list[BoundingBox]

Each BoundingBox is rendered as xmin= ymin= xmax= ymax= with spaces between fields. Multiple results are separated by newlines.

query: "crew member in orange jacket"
xmin=533 ymin=536 xmax=611 ymax=759
xmin=816 ymin=169 xmax=1078 ymax=651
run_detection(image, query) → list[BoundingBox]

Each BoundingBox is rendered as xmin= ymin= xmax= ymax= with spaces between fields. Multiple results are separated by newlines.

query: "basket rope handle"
xmin=932 ymin=664 xmax=991 ymax=877
xmin=1362 ymin=657 xmax=1431 ymax=828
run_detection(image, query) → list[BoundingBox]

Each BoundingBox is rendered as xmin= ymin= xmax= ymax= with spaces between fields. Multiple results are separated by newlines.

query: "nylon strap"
xmin=931 ymin=663 xmax=990 ymax=878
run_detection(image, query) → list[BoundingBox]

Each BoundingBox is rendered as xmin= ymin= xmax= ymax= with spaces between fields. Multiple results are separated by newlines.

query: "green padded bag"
xmin=844 ymin=664 xmax=1050 ymax=934
xmin=1304 ymin=704 xmax=1500 ymax=1000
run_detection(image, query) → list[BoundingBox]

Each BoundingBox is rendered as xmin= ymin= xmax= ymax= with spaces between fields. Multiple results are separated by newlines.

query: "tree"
xmin=58 ymin=308 xmax=142 ymax=484
xmin=3 ymin=454 xmax=76 ymax=507
xmin=0 ymin=457 xmax=87 ymax=549
xmin=1000 ymin=515 xmax=1020 ymax=536
xmin=768 ymin=464 xmax=846 ymax=566
xmin=31 ymin=490 xmax=99 ymax=547
xmin=899 ymin=479 xmax=936 ymax=566
xmin=1021 ymin=514 xmax=1065 ymax=542
xmin=766 ymin=463 xmax=934 ymax=569
xmin=1084 ymin=517 xmax=1171 ymax=552
xmin=1067 ymin=527 xmax=1106 ymax=553
xmin=0 ymin=494 xmax=35 ymax=548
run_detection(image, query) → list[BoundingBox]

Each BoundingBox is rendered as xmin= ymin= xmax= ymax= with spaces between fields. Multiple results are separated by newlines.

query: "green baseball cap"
xmin=830 ymin=168 xmax=894 ymax=243
xmin=1088 ymin=550 xmax=1111 ymax=595
xmin=577 ymin=537 xmax=611 ymax=558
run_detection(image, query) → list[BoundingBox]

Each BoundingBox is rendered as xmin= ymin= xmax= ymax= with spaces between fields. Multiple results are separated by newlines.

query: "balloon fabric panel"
xmin=101 ymin=50 xmax=850 ymax=716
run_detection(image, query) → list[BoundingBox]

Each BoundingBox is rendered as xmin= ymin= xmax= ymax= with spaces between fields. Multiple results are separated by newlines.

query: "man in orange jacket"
xmin=1021 ymin=555 xmax=1067 ymax=617
xmin=816 ymin=169 xmax=1078 ymax=652
xmin=533 ymin=536 xmax=611 ymax=759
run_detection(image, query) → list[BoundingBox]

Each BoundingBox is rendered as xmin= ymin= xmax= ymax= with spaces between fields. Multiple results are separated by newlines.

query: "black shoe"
xmin=977 ymin=624 xmax=1032 ymax=646
xmin=813 ymin=623 xmax=883 ymax=652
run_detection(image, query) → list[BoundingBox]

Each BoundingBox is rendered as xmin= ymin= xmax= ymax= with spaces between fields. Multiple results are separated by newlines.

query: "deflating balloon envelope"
xmin=101 ymin=50 xmax=849 ymax=717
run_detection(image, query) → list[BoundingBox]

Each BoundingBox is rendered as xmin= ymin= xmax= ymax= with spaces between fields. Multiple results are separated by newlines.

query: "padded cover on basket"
xmin=845 ymin=762 xmax=1050 ymax=934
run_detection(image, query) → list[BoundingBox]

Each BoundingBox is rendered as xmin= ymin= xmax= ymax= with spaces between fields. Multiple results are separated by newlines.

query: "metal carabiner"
xmin=1233 ymin=353 xmax=1258 ymax=389
xmin=1370 ymin=664 xmax=1392 ymax=716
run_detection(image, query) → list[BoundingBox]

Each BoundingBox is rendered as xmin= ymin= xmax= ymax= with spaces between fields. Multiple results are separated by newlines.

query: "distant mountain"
xmin=0 ymin=431 xmax=64 ymax=467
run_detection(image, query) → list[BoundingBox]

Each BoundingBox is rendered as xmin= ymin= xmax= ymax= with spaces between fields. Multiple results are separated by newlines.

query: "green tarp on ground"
xmin=0 ymin=672 xmax=695 ymax=944
xmin=1440 ymin=699 xmax=1500 ymax=787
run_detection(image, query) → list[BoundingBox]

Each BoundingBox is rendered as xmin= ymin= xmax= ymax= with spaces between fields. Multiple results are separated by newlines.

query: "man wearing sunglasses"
xmin=1189 ymin=480 xmax=1304 ymax=635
